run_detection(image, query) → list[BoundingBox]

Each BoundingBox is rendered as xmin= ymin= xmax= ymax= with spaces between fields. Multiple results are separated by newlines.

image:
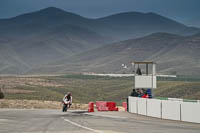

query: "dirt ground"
xmin=0 ymin=99 xmax=88 ymax=110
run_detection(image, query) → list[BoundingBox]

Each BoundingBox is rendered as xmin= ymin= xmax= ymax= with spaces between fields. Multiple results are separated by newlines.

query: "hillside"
xmin=1 ymin=7 xmax=197 ymax=41
xmin=97 ymin=12 xmax=200 ymax=39
xmin=31 ymin=33 xmax=200 ymax=75
xmin=0 ymin=7 xmax=200 ymax=74
xmin=0 ymin=25 xmax=107 ymax=74
xmin=0 ymin=8 xmax=111 ymax=74
xmin=1 ymin=75 xmax=200 ymax=105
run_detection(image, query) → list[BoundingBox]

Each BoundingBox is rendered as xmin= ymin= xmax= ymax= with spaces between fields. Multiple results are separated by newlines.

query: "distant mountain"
xmin=0 ymin=7 xmax=200 ymax=74
xmin=31 ymin=32 xmax=200 ymax=75
xmin=1 ymin=7 xmax=199 ymax=40
xmin=96 ymin=12 xmax=200 ymax=39
xmin=0 ymin=7 xmax=110 ymax=74
xmin=0 ymin=7 xmax=105 ymax=39
xmin=0 ymin=24 xmax=109 ymax=74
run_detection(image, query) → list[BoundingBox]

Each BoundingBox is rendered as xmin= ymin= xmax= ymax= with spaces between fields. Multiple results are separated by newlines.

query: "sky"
xmin=0 ymin=0 xmax=200 ymax=24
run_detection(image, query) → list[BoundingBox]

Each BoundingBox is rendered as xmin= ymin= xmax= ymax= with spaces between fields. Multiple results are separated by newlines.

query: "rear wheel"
xmin=62 ymin=104 xmax=68 ymax=112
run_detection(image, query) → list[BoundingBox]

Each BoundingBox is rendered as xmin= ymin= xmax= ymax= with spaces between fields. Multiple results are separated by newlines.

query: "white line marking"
xmin=85 ymin=113 xmax=127 ymax=119
xmin=0 ymin=119 xmax=7 ymax=122
xmin=0 ymin=119 xmax=15 ymax=123
xmin=0 ymin=119 xmax=13 ymax=121
xmin=64 ymin=119 xmax=104 ymax=133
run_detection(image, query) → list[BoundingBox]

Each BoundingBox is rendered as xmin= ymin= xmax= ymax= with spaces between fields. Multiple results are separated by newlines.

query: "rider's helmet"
xmin=67 ymin=92 xmax=72 ymax=96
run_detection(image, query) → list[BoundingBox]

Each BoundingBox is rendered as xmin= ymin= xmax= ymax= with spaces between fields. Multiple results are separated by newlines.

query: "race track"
xmin=0 ymin=109 xmax=199 ymax=133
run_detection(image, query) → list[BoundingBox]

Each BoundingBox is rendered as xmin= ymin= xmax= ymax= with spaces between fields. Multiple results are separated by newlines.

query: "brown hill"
xmin=31 ymin=33 xmax=200 ymax=75
xmin=0 ymin=8 xmax=110 ymax=74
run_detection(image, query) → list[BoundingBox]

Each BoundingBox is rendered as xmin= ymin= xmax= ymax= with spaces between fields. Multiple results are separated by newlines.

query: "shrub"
xmin=0 ymin=88 xmax=5 ymax=99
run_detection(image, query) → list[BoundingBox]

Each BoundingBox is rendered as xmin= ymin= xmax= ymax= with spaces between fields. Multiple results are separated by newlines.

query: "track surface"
xmin=0 ymin=109 xmax=200 ymax=133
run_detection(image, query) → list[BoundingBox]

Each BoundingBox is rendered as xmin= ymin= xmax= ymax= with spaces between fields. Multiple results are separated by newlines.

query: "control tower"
xmin=133 ymin=62 xmax=157 ymax=89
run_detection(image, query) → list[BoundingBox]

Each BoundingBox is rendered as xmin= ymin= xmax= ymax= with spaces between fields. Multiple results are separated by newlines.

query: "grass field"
xmin=0 ymin=74 xmax=200 ymax=105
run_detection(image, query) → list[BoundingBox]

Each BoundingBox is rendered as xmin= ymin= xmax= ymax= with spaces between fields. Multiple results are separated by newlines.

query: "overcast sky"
xmin=0 ymin=0 xmax=200 ymax=23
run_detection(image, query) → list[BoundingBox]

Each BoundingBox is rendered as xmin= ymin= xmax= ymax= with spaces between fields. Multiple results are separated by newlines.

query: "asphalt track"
xmin=0 ymin=109 xmax=200 ymax=133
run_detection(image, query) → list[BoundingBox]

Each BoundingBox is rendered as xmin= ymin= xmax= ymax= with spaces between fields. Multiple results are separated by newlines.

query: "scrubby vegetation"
xmin=0 ymin=74 xmax=200 ymax=105
xmin=0 ymin=88 xmax=4 ymax=99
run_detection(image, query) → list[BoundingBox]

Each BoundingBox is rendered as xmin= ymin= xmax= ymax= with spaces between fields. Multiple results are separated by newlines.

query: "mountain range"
xmin=0 ymin=7 xmax=200 ymax=74
xmin=30 ymin=32 xmax=200 ymax=75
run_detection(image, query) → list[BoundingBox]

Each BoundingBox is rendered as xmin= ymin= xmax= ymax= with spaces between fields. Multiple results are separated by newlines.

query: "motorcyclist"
xmin=63 ymin=92 xmax=72 ymax=108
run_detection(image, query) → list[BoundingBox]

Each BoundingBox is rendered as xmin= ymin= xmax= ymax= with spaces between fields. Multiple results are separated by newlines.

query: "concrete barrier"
xmin=168 ymin=98 xmax=183 ymax=102
xmin=128 ymin=96 xmax=137 ymax=113
xmin=147 ymin=99 xmax=161 ymax=118
xmin=137 ymin=98 xmax=147 ymax=115
xmin=181 ymin=102 xmax=200 ymax=123
xmin=161 ymin=100 xmax=181 ymax=121
xmin=128 ymin=97 xmax=200 ymax=123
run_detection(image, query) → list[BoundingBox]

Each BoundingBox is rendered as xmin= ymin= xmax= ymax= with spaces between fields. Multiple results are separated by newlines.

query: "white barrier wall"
xmin=128 ymin=96 xmax=137 ymax=113
xmin=137 ymin=98 xmax=147 ymax=115
xmin=147 ymin=99 xmax=161 ymax=118
xmin=161 ymin=100 xmax=181 ymax=121
xmin=181 ymin=102 xmax=200 ymax=123
xmin=128 ymin=97 xmax=200 ymax=123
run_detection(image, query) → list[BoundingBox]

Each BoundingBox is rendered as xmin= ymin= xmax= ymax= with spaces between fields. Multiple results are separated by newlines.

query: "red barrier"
xmin=98 ymin=105 xmax=109 ymax=111
xmin=107 ymin=102 xmax=118 ymax=111
xmin=122 ymin=102 xmax=127 ymax=111
xmin=112 ymin=108 xmax=119 ymax=111
xmin=88 ymin=102 xmax=94 ymax=112
xmin=96 ymin=101 xmax=118 ymax=111
xmin=96 ymin=101 xmax=108 ymax=111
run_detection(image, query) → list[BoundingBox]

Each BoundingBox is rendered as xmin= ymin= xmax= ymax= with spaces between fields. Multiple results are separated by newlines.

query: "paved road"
xmin=0 ymin=109 xmax=200 ymax=133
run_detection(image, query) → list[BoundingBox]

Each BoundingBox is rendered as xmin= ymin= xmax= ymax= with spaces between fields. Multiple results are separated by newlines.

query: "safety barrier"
xmin=96 ymin=101 xmax=108 ymax=111
xmin=122 ymin=102 xmax=127 ymax=111
xmin=95 ymin=101 xmax=118 ymax=111
xmin=146 ymin=99 xmax=161 ymax=118
xmin=181 ymin=102 xmax=200 ymax=123
xmin=128 ymin=96 xmax=200 ymax=123
xmin=138 ymin=98 xmax=147 ymax=115
xmin=128 ymin=97 xmax=137 ymax=113
xmin=161 ymin=100 xmax=181 ymax=121
xmin=88 ymin=102 xmax=94 ymax=112
xmin=106 ymin=102 xmax=118 ymax=111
